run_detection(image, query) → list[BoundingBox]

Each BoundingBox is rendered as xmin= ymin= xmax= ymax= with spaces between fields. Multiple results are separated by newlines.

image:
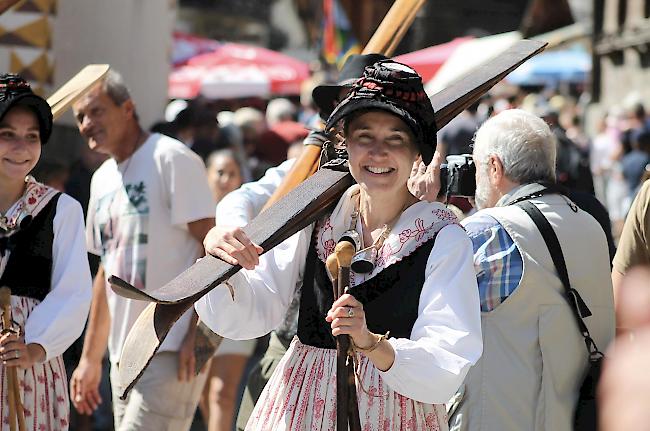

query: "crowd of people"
xmin=1 ymin=49 xmax=650 ymax=431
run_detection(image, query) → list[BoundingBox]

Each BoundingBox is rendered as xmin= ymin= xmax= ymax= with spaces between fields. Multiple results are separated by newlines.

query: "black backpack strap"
xmin=515 ymin=201 xmax=603 ymax=359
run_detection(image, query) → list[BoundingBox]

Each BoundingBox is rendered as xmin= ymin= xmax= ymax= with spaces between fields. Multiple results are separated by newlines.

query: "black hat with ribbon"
xmin=0 ymin=74 xmax=53 ymax=144
xmin=325 ymin=60 xmax=437 ymax=164
xmin=312 ymin=53 xmax=388 ymax=119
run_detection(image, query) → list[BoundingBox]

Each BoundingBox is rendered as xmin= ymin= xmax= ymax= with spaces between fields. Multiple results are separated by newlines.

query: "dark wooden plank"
xmin=116 ymin=301 xmax=193 ymax=398
xmin=114 ymin=39 xmax=547 ymax=397
xmin=430 ymin=39 xmax=546 ymax=126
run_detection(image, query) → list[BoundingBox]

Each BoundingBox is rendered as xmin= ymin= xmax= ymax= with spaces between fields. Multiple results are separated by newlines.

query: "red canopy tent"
xmin=172 ymin=32 xmax=221 ymax=67
xmin=393 ymin=37 xmax=472 ymax=82
xmin=169 ymin=38 xmax=310 ymax=100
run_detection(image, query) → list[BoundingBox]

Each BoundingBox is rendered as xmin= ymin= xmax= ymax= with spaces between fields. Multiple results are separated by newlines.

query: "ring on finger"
xmin=347 ymin=307 xmax=355 ymax=318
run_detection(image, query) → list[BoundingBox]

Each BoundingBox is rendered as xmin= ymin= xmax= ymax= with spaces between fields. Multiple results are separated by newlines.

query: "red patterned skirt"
xmin=246 ymin=339 xmax=446 ymax=431
xmin=0 ymin=296 xmax=69 ymax=430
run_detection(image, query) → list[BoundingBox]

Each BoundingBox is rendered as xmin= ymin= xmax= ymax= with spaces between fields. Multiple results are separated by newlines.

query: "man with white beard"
xmin=448 ymin=109 xmax=615 ymax=431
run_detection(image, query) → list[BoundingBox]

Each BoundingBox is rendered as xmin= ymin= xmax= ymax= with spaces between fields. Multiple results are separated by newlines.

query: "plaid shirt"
xmin=462 ymin=212 xmax=523 ymax=312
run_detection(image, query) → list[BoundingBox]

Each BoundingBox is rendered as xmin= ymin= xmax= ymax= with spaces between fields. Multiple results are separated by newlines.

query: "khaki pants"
xmin=110 ymin=352 xmax=207 ymax=431
xmin=236 ymin=332 xmax=289 ymax=431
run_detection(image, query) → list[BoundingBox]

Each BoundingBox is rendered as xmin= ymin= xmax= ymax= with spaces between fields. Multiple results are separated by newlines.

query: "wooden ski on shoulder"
xmin=112 ymin=39 xmax=547 ymax=398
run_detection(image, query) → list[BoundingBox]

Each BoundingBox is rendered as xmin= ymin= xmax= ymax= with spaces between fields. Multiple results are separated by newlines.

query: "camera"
xmin=439 ymin=154 xmax=476 ymax=198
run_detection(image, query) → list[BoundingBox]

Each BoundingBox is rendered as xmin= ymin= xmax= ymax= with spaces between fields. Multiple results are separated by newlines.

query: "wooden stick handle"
xmin=384 ymin=0 xmax=426 ymax=56
xmin=0 ymin=288 xmax=17 ymax=431
xmin=261 ymin=144 xmax=321 ymax=211
xmin=16 ymin=401 xmax=25 ymax=431
xmin=347 ymin=361 xmax=361 ymax=431
xmin=335 ymin=269 xmax=350 ymax=431
xmin=332 ymin=239 xmax=360 ymax=430
xmin=363 ymin=0 xmax=426 ymax=56
xmin=9 ymin=357 xmax=24 ymax=429
xmin=7 ymin=374 xmax=16 ymax=431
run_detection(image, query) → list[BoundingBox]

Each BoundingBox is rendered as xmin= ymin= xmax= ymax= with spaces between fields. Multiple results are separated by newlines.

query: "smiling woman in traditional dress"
xmin=0 ymin=74 xmax=92 ymax=430
xmin=196 ymin=61 xmax=482 ymax=431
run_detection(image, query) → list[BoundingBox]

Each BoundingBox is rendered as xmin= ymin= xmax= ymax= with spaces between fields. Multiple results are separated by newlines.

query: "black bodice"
xmin=0 ymin=194 xmax=60 ymax=301
xmin=297 ymin=234 xmax=437 ymax=349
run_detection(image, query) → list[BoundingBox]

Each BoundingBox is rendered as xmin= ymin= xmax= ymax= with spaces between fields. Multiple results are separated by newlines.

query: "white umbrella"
xmin=425 ymin=31 xmax=521 ymax=95
xmin=200 ymin=65 xmax=270 ymax=99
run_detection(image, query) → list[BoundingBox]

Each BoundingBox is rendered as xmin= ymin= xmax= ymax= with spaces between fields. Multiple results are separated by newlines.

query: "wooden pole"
xmin=0 ymin=288 xmax=25 ymax=431
xmin=384 ymin=0 xmax=427 ymax=56
xmin=334 ymin=241 xmax=359 ymax=431
xmin=1 ymin=288 xmax=16 ymax=431
xmin=260 ymin=144 xmax=321 ymax=212
xmin=15 ymin=382 xmax=24 ymax=430
xmin=326 ymin=253 xmax=347 ymax=431
xmin=363 ymin=0 xmax=426 ymax=55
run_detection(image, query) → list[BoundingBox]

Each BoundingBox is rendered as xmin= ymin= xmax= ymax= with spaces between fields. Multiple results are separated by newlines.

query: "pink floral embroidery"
xmin=314 ymin=397 xmax=325 ymax=422
xmin=323 ymin=239 xmax=335 ymax=257
xmin=314 ymin=199 xmax=461 ymax=294
xmin=406 ymin=416 xmax=418 ymax=431
xmin=318 ymin=217 xmax=335 ymax=261
xmin=247 ymin=340 xmax=444 ymax=430
xmin=281 ymin=365 xmax=293 ymax=386
xmin=2 ymin=177 xmax=57 ymax=231
xmin=0 ymin=297 xmax=70 ymax=430
xmin=425 ymin=411 xmax=439 ymax=428
xmin=433 ymin=207 xmax=459 ymax=223
xmin=377 ymin=216 xmax=451 ymax=267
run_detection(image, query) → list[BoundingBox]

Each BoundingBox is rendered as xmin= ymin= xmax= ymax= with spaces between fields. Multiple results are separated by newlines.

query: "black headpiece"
xmin=325 ymin=60 xmax=437 ymax=164
xmin=312 ymin=53 xmax=388 ymax=119
xmin=0 ymin=74 xmax=53 ymax=144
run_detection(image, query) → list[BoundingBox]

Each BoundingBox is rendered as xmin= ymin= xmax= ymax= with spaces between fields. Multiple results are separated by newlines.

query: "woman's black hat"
xmin=312 ymin=54 xmax=388 ymax=119
xmin=0 ymin=74 xmax=53 ymax=144
xmin=326 ymin=60 xmax=437 ymax=164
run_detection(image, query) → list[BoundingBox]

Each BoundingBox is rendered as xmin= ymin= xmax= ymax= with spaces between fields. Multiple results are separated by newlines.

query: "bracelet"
xmin=353 ymin=331 xmax=390 ymax=353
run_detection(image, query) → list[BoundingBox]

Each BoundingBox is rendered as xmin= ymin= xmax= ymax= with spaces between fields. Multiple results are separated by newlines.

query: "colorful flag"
xmin=322 ymin=0 xmax=360 ymax=67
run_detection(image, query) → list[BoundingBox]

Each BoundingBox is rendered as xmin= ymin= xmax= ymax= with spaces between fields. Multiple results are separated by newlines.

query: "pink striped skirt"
xmin=246 ymin=339 xmax=447 ymax=431
xmin=0 ymin=297 xmax=70 ymax=430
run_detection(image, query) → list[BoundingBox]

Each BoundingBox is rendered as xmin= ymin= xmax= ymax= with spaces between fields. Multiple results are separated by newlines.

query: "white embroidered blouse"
xmin=196 ymin=185 xmax=483 ymax=404
xmin=0 ymin=177 xmax=92 ymax=361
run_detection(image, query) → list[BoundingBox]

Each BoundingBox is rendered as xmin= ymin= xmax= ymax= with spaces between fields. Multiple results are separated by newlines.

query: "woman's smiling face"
xmin=0 ymin=105 xmax=41 ymax=183
xmin=345 ymin=110 xmax=419 ymax=195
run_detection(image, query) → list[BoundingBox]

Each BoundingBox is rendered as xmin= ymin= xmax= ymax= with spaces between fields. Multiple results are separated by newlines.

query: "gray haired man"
xmin=449 ymin=109 xmax=615 ymax=431
xmin=69 ymin=71 xmax=215 ymax=430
